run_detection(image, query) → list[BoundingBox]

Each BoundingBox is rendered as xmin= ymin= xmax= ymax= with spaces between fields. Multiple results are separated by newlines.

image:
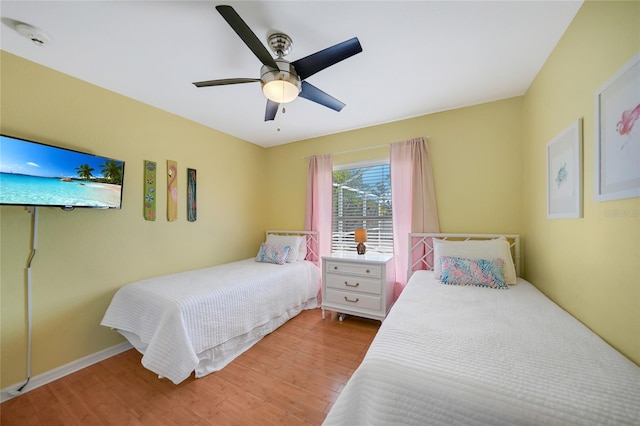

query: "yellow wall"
xmin=522 ymin=0 xmax=639 ymax=364
xmin=1 ymin=0 xmax=638 ymax=391
xmin=0 ymin=52 xmax=268 ymax=388
xmin=266 ymin=97 xmax=524 ymax=236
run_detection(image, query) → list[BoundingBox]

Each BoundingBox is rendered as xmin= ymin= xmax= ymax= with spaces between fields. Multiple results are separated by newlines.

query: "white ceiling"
xmin=0 ymin=1 xmax=582 ymax=148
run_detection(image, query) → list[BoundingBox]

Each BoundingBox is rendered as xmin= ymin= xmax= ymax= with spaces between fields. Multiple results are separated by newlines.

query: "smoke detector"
xmin=15 ymin=23 xmax=50 ymax=46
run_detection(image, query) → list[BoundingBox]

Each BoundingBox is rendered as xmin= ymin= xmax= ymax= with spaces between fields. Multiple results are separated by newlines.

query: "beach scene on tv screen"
xmin=0 ymin=136 xmax=124 ymax=208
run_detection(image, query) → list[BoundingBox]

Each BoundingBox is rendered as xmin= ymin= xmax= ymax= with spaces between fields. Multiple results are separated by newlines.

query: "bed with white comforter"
xmin=324 ymin=234 xmax=640 ymax=425
xmin=102 ymin=232 xmax=320 ymax=385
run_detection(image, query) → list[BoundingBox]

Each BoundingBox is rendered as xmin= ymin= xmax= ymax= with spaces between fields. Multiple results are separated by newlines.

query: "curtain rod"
xmin=304 ymin=143 xmax=389 ymax=160
xmin=303 ymin=136 xmax=430 ymax=160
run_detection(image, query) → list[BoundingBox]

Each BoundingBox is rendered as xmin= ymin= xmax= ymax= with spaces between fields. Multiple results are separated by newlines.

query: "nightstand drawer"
xmin=325 ymin=274 xmax=382 ymax=295
xmin=325 ymin=289 xmax=382 ymax=311
xmin=325 ymin=261 xmax=381 ymax=278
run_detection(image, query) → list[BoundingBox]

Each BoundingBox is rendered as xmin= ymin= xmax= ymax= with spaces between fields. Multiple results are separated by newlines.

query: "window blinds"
xmin=332 ymin=162 xmax=393 ymax=254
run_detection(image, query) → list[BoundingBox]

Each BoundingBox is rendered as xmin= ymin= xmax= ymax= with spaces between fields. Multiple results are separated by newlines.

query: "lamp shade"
xmin=354 ymin=229 xmax=367 ymax=242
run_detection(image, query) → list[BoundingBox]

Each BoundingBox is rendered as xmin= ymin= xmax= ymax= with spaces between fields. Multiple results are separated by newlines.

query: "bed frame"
xmin=408 ymin=232 xmax=521 ymax=279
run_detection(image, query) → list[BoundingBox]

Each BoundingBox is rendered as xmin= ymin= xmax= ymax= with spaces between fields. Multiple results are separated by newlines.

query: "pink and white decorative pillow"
xmin=265 ymin=234 xmax=306 ymax=262
xmin=433 ymin=237 xmax=517 ymax=284
xmin=255 ymin=243 xmax=291 ymax=265
xmin=440 ymin=256 xmax=508 ymax=289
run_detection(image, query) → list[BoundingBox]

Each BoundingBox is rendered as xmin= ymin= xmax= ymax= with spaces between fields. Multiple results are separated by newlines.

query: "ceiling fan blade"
xmin=292 ymin=37 xmax=362 ymax=80
xmin=216 ymin=5 xmax=278 ymax=69
xmin=265 ymin=99 xmax=279 ymax=121
xmin=193 ymin=78 xmax=260 ymax=88
xmin=298 ymin=81 xmax=345 ymax=112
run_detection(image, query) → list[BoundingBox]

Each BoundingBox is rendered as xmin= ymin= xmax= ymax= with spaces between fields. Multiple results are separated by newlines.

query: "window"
xmin=332 ymin=161 xmax=393 ymax=254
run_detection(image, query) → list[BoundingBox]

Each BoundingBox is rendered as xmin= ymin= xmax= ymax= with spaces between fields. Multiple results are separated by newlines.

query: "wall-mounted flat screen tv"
xmin=0 ymin=134 xmax=125 ymax=209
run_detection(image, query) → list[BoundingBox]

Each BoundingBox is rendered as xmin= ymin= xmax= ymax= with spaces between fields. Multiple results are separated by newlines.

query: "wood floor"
xmin=1 ymin=309 xmax=380 ymax=426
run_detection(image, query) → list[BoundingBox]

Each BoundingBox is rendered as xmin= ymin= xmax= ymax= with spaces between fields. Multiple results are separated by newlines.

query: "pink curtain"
xmin=390 ymin=137 xmax=439 ymax=298
xmin=305 ymin=154 xmax=333 ymax=263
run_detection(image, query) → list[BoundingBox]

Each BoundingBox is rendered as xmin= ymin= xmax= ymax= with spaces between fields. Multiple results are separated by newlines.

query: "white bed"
xmin=324 ymin=233 xmax=640 ymax=425
xmin=101 ymin=231 xmax=320 ymax=385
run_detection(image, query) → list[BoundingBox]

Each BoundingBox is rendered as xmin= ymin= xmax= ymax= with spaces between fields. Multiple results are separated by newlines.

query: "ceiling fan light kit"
xmin=261 ymin=61 xmax=301 ymax=104
xmin=193 ymin=5 xmax=362 ymax=122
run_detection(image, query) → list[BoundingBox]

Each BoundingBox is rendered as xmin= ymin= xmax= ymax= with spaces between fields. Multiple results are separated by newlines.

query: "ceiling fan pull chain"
xmin=277 ymin=85 xmax=286 ymax=132
xmin=277 ymin=104 xmax=281 ymax=132
xmin=282 ymin=84 xmax=286 ymax=114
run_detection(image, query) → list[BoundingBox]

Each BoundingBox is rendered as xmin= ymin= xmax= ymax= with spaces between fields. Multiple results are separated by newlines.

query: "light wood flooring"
xmin=1 ymin=309 xmax=380 ymax=426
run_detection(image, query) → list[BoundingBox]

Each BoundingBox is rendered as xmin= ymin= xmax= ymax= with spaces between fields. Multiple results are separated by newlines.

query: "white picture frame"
xmin=594 ymin=53 xmax=640 ymax=202
xmin=547 ymin=119 xmax=583 ymax=219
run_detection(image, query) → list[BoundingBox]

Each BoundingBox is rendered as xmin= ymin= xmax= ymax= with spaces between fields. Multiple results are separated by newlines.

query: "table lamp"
xmin=355 ymin=229 xmax=367 ymax=255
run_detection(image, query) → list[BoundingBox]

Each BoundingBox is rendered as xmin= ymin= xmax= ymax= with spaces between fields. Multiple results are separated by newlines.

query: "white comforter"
xmin=101 ymin=259 xmax=319 ymax=384
xmin=324 ymin=271 xmax=640 ymax=425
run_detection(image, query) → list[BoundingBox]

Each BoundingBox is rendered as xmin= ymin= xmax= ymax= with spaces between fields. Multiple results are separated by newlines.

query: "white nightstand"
xmin=321 ymin=252 xmax=395 ymax=322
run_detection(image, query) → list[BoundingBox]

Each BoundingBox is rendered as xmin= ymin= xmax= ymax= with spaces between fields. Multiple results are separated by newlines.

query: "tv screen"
xmin=0 ymin=134 xmax=125 ymax=209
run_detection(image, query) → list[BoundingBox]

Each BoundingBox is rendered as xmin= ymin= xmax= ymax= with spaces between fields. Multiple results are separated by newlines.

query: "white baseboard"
xmin=1 ymin=341 xmax=133 ymax=403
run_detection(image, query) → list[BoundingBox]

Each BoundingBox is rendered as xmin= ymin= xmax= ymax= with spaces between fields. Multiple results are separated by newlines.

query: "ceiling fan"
xmin=193 ymin=5 xmax=363 ymax=122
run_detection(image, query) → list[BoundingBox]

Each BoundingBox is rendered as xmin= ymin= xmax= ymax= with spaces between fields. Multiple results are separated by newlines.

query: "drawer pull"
xmin=334 ymin=266 xmax=338 ymax=270
xmin=366 ymin=269 xmax=370 ymax=273
xmin=344 ymin=296 xmax=360 ymax=303
xmin=344 ymin=281 xmax=360 ymax=287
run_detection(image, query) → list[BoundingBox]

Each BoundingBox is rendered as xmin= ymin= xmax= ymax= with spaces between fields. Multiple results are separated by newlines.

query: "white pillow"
xmin=265 ymin=234 xmax=306 ymax=262
xmin=297 ymin=237 xmax=307 ymax=261
xmin=433 ymin=237 xmax=517 ymax=284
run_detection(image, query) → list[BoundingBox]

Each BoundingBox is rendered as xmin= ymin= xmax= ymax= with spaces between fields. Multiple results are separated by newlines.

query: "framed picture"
xmin=143 ymin=160 xmax=157 ymax=221
xmin=167 ymin=160 xmax=178 ymax=221
xmin=187 ymin=168 xmax=197 ymax=222
xmin=594 ymin=53 xmax=640 ymax=202
xmin=547 ymin=119 xmax=583 ymax=219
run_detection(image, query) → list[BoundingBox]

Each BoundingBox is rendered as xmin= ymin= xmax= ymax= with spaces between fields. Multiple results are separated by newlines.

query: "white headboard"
xmin=408 ymin=233 xmax=521 ymax=279
xmin=265 ymin=230 xmax=319 ymax=264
